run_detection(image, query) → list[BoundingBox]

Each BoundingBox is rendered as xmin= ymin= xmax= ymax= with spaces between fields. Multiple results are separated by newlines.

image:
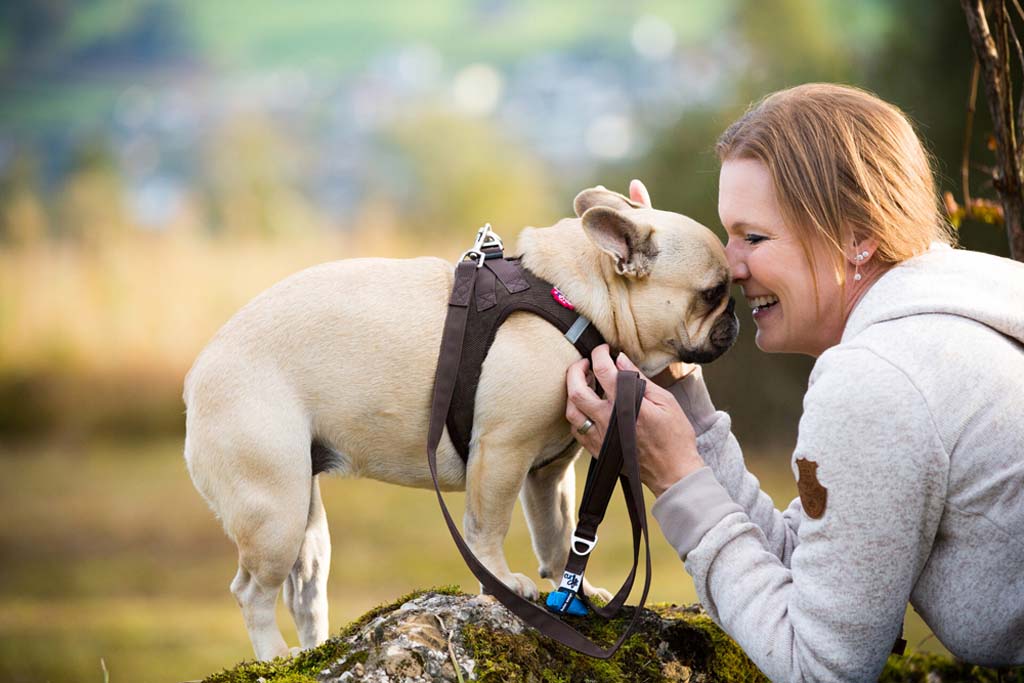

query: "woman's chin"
xmin=754 ymin=329 xmax=782 ymax=354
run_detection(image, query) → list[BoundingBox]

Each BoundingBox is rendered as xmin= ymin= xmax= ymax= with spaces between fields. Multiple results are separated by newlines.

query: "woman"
xmin=565 ymin=83 xmax=1024 ymax=681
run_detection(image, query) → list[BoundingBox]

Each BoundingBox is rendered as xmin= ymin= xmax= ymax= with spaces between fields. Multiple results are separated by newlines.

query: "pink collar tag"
xmin=551 ymin=287 xmax=575 ymax=311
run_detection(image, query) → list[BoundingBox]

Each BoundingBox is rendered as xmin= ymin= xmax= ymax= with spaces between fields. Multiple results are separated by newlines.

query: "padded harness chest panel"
xmin=446 ymin=255 xmax=605 ymax=461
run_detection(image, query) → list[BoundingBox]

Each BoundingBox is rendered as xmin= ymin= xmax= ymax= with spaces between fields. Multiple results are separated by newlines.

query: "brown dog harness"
xmin=427 ymin=226 xmax=652 ymax=659
xmin=445 ymin=250 xmax=604 ymax=461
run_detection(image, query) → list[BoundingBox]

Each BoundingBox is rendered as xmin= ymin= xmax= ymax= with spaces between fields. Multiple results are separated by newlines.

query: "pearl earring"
xmin=853 ymin=250 xmax=869 ymax=282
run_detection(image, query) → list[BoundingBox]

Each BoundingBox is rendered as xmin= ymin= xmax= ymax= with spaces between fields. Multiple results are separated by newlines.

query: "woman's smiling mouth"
xmin=748 ymin=294 xmax=779 ymax=319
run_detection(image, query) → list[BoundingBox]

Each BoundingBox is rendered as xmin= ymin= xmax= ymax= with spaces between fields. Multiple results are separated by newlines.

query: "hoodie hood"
xmin=843 ymin=243 xmax=1024 ymax=345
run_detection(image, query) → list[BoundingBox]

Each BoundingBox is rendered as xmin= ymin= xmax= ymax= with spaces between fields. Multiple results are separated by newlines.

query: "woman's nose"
xmin=725 ymin=241 xmax=749 ymax=281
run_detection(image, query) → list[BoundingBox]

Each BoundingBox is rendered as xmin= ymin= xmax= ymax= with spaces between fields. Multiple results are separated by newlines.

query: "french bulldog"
xmin=183 ymin=186 xmax=738 ymax=660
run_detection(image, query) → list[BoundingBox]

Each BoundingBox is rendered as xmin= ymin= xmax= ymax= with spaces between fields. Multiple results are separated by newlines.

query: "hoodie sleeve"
xmin=656 ymin=348 xmax=948 ymax=682
xmin=665 ymin=367 xmax=802 ymax=563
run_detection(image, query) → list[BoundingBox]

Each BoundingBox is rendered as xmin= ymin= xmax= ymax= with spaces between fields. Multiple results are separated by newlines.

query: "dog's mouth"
xmin=672 ymin=307 xmax=740 ymax=364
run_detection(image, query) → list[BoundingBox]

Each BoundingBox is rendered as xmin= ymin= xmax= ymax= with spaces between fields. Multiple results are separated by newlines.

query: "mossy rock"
xmin=200 ymin=588 xmax=1022 ymax=682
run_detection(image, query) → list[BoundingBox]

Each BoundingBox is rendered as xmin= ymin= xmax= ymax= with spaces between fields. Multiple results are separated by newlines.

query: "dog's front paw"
xmin=583 ymin=579 xmax=613 ymax=605
xmin=502 ymin=572 xmax=539 ymax=600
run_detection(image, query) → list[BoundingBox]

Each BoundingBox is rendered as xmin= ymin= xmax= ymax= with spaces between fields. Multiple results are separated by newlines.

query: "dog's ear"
xmin=573 ymin=186 xmax=644 ymax=217
xmin=581 ymin=206 xmax=657 ymax=277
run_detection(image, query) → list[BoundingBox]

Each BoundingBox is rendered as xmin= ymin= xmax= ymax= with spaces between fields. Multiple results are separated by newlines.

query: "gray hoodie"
xmin=651 ymin=244 xmax=1024 ymax=682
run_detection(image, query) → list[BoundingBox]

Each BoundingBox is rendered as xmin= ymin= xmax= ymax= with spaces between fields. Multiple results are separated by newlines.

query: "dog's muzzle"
xmin=711 ymin=297 xmax=739 ymax=348
xmin=676 ymin=298 xmax=739 ymax=364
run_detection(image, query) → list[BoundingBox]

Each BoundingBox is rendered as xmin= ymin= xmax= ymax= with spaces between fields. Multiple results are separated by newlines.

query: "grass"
xmin=0 ymin=231 xmax=473 ymax=438
xmin=0 ymin=233 xmax=416 ymax=377
xmin=0 ymin=436 xmax=951 ymax=682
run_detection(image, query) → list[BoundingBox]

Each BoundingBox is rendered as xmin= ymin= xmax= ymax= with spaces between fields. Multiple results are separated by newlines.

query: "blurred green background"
xmin=0 ymin=1 xmax=1011 ymax=681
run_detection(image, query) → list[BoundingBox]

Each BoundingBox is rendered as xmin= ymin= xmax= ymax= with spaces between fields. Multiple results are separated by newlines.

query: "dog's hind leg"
xmin=185 ymin=401 xmax=312 ymax=661
xmin=520 ymin=452 xmax=613 ymax=603
xmin=283 ymin=475 xmax=331 ymax=650
xmin=227 ymin=468 xmax=311 ymax=661
xmin=226 ymin=462 xmax=311 ymax=661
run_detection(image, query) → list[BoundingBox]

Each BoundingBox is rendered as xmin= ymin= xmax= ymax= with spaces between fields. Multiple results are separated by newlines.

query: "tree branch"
xmin=1005 ymin=2 xmax=1024 ymax=156
xmin=964 ymin=60 xmax=980 ymax=211
xmin=961 ymin=0 xmax=1024 ymax=259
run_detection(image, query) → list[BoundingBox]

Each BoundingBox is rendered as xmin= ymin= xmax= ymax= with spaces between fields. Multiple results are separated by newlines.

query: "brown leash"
xmin=427 ymin=250 xmax=653 ymax=659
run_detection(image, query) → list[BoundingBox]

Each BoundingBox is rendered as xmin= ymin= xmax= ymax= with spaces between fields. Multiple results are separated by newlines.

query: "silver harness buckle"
xmin=460 ymin=223 xmax=504 ymax=268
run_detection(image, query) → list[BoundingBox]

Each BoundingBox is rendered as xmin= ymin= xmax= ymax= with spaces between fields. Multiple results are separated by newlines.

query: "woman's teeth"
xmin=748 ymin=295 xmax=779 ymax=315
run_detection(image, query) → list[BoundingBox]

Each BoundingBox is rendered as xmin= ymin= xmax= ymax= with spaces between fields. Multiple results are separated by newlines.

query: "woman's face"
xmin=719 ymin=158 xmax=846 ymax=357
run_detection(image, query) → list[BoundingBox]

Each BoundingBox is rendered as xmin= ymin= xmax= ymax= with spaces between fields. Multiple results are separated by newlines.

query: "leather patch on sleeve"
xmin=796 ymin=458 xmax=828 ymax=520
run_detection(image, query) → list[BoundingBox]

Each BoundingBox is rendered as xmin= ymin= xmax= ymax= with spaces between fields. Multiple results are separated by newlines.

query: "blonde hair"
xmin=716 ymin=83 xmax=956 ymax=285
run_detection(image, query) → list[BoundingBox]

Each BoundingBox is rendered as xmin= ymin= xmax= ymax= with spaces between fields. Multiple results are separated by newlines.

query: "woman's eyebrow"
xmin=724 ymin=220 xmax=765 ymax=234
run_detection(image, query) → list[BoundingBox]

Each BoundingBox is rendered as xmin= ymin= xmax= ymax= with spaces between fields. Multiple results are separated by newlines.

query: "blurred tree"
xmin=731 ymin=0 xmax=852 ymax=93
xmin=74 ymin=0 xmax=192 ymax=68
xmin=0 ymin=151 xmax=49 ymax=246
xmin=56 ymin=136 xmax=130 ymax=246
xmin=868 ymin=0 xmax=1013 ymax=259
xmin=201 ymin=116 xmax=325 ymax=240
xmin=379 ymin=112 xmax=560 ymax=243
xmin=0 ymin=0 xmax=72 ymax=75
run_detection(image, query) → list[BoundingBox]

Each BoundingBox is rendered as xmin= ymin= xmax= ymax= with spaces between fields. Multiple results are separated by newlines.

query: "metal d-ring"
xmin=460 ymin=223 xmax=504 ymax=268
xmin=571 ymin=532 xmax=598 ymax=556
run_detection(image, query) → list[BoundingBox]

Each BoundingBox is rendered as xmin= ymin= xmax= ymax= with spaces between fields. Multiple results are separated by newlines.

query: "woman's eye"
xmin=744 ymin=234 xmax=767 ymax=245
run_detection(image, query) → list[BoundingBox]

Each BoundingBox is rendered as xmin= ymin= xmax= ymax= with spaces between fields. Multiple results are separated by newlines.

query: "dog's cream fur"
xmin=183 ymin=187 xmax=736 ymax=660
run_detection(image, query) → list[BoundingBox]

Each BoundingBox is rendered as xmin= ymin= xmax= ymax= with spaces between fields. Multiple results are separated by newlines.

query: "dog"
xmin=183 ymin=186 xmax=738 ymax=660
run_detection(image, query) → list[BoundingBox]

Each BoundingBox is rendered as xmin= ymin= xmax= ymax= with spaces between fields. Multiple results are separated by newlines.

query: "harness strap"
xmin=445 ymin=252 xmax=604 ymax=461
xmin=428 ymin=260 xmax=652 ymax=659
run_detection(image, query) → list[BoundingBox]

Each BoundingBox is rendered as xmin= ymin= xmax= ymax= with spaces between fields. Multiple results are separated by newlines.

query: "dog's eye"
xmin=703 ymin=283 xmax=727 ymax=305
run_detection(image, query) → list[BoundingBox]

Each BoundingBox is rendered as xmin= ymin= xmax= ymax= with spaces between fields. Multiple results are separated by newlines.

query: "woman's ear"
xmin=847 ymin=237 xmax=879 ymax=264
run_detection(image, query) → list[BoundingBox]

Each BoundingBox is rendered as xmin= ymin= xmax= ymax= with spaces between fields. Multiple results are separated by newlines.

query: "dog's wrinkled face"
xmin=574 ymin=187 xmax=739 ymax=375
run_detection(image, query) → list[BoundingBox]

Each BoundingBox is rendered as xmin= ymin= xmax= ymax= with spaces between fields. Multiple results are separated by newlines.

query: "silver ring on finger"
xmin=577 ymin=418 xmax=595 ymax=435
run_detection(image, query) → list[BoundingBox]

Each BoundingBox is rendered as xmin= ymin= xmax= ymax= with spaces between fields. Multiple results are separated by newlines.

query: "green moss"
xmin=200 ymin=590 xmax=1023 ymax=683
xmin=880 ymin=652 xmax=1024 ymax=682
xmin=667 ymin=610 xmax=768 ymax=683
xmin=201 ymin=635 xmax=352 ymax=683
xmin=463 ymin=598 xmax=693 ymax=683
xmin=261 ymin=675 xmax=319 ymax=683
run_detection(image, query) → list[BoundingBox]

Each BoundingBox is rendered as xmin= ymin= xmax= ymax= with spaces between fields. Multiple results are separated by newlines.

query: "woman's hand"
xmin=565 ymin=344 xmax=705 ymax=497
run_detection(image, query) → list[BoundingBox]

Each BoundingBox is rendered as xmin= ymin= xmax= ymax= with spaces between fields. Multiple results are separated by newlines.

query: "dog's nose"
xmin=725 ymin=297 xmax=735 ymax=314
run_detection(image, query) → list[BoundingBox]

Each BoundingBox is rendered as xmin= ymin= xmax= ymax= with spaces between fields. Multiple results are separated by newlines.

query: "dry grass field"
xmin=0 ymin=437 xmax=949 ymax=683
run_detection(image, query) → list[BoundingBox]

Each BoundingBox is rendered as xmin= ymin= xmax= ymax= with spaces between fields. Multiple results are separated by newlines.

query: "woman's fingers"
xmin=565 ymin=357 xmax=608 ymax=454
xmin=565 ymin=358 xmax=602 ymax=413
xmin=609 ymin=350 xmax=704 ymax=494
xmin=614 ymin=350 xmax=644 ymax=377
xmin=589 ymin=345 xmax=619 ymax=404
xmin=616 ymin=351 xmax=675 ymax=407
xmin=614 ymin=350 xmax=660 ymax=405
